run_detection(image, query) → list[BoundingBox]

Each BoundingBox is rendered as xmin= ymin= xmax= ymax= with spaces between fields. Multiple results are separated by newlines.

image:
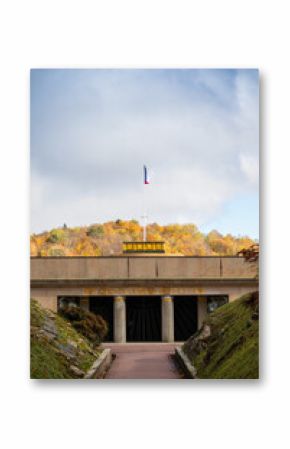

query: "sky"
xmin=31 ymin=69 xmax=259 ymax=239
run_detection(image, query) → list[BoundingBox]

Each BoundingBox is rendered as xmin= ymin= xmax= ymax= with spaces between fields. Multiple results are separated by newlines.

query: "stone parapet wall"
xmin=31 ymin=256 xmax=257 ymax=281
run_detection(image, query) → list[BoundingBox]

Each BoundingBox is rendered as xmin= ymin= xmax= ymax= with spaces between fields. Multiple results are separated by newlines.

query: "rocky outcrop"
xmin=30 ymin=300 xmax=102 ymax=379
xmin=181 ymin=292 xmax=259 ymax=379
xmin=182 ymin=324 xmax=211 ymax=362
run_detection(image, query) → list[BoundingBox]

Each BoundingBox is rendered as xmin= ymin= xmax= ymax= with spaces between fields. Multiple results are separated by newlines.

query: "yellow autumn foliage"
xmin=30 ymin=220 xmax=257 ymax=257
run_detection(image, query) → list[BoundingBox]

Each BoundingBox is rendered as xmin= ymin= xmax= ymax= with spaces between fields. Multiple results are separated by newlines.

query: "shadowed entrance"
xmin=126 ymin=296 xmax=161 ymax=342
xmin=89 ymin=297 xmax=114 ymax=342
xmin=174 ymin=296 xmax=198 ymax=341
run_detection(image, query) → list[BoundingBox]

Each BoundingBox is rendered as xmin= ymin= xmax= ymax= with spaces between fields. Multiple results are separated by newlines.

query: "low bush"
xmin=86 ymin=225 xmax=104 ymax=238
xmin=59 ymin=305 xmax=108 ymax=345
xmin=48 ymin=247 xmax=66 ymax=256
xmin=46 ymin=229 xmax=65 ymax=243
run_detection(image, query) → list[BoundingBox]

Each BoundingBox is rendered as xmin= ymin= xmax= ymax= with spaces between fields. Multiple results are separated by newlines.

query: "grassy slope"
xmin=183 ymin=292 xmax=259 ymax=379
xmin=30 ymin=300 xmax=100 ymax=379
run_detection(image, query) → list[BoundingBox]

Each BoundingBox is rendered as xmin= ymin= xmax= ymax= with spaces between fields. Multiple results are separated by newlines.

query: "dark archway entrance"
xmin=89 ymin=297 xmax=114 ymax=342
xmin=174 ymin=296 xmax=197 ymax=341
xmin=126 ymin=296 xmax=161 ymax=342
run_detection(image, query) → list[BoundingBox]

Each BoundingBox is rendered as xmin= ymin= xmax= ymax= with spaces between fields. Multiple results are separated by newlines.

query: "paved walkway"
xmin=103 ymin=343 xmax=182 ymax=379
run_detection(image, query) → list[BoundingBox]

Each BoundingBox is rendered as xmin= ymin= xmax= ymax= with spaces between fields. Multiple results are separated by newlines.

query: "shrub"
xmin=59 ymin=305 xmax=108 ymax=345
xmin=86 ymin=225 xmax=104 ymax=238
xmin=46 ymin=229 xmax=65 ymax=243
xmin=48 ymin=247 xmax=65 ymax=256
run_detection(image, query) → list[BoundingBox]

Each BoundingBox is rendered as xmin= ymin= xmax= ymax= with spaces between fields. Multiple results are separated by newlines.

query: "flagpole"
xmin=142 ymin=165 xmax=148 ymax=242
xmin=143 ymin=213 xmax=147 ymax=242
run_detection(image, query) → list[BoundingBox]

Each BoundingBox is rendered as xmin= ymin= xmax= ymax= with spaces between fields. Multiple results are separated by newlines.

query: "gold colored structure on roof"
xmin=123 ymin=241 xmax=165 ymax=253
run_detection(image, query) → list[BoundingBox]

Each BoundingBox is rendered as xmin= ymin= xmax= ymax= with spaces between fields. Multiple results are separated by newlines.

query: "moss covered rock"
xmin=182 ymin=292 xmax=259 ymax=379
xmin=30 ymin=300 xmax=102 ymax=379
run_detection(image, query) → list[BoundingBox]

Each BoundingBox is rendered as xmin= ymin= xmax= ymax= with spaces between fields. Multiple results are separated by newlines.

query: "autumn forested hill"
xmin=30 ymin=220 xmax=257 ymax=257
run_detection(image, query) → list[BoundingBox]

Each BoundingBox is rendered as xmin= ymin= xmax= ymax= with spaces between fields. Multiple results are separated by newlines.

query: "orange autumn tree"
xmin=30 ymin=220 xmax=257 ymax=257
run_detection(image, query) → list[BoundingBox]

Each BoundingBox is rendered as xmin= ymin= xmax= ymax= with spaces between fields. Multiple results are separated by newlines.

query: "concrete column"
xmin=80 ymin=297 xmax=89 ymax=311
xmin=114 ymin=296 xmax=126 ymax=343
xmin=162 ymin=296 xmax=174 ymax=342
xmin=197 ymin=296 xmax=207 ymax=330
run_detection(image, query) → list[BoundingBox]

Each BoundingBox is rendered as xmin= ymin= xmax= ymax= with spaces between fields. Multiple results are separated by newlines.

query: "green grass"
xmin=55 ymin=314 xmax=87 ymax=349
xmin=78 ymin=353 xmax=97 ymax=371
xmin=30 ymin=300 xmax=100 ymax=379
xmin=30 ymin=336 xmax=72 ymax=379
xmin=183 ymin=292 xmax=259 ymax=379
xmin=30 ymin=300 xmax=46 ymax=327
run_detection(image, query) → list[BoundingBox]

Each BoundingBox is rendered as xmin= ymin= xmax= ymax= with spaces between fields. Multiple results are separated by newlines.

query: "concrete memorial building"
xmin=30 ymin=241 xmax=258 ymax=343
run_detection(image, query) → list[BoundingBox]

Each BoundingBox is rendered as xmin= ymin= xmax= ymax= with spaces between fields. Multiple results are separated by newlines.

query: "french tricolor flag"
xmin=144 ymin=165 xmax=150 ymax=184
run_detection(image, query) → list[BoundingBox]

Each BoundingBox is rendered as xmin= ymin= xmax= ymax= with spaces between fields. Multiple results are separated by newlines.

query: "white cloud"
xmin=31 ymin=69 xmax=259 ymax=233
xmin=239 ymin=153 xmax=259 ymax=186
